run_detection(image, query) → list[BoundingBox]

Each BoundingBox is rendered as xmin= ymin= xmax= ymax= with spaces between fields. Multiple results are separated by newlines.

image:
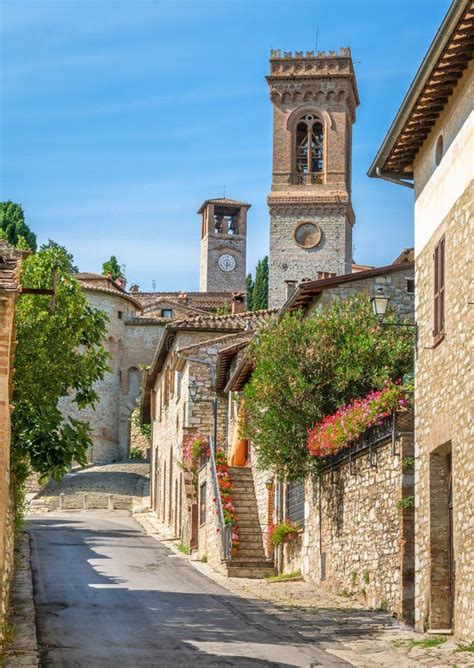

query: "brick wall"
xmin=0 ymin=242 xmax=22 ymax=642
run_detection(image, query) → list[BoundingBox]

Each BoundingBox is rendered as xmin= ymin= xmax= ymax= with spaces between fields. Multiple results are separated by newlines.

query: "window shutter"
xmin=433 ymin=236 xmax=445 ymax=339
xmin=434 ymin=245 xmax=439 ymax=336
xmin=439 ymin=237 xmax=445 ymax=334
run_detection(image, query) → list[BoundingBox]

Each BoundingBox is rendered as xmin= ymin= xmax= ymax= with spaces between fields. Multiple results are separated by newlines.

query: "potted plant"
xmin=269 ymin=520 xmax=301 ymax=547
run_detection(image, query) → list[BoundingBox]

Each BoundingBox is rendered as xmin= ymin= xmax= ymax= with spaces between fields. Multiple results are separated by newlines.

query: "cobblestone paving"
xmin=138 ymin=513 xmax=474 ymax=668
xmin=31 ymin=462 xmax=150 ymax=511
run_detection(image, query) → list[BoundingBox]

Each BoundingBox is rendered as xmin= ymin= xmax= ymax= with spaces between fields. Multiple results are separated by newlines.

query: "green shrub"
xmin=269 ymin=521 xmax=301 ymax=546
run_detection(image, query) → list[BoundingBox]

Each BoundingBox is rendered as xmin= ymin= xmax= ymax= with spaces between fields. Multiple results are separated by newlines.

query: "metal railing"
xmin=320 ymin=412 xmax=395 ymax=472
xmin=208 ymin=435 xmax=233 ymax=560
xmin=290 ymin=172 xmax=323 ymax=185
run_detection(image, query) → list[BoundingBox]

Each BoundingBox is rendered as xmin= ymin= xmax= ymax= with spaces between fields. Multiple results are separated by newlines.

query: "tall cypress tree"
xmin=246 ymin=273 xmax=254 ymax=311
xmin=0 ymin=201 xmax=37 ymax=251
xmin=252 ymin=256 xmax=269 ymax=310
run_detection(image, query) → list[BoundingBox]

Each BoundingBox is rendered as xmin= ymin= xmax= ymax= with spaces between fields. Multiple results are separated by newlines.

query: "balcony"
xmin=290 ymin=172 xmax=323 ymax=185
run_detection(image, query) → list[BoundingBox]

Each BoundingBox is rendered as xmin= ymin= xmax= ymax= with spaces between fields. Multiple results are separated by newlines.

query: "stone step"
xmin=236 ymin=528 xmax=264 ymax=537
xmin=230 ymin=553 xmax=268 ymax=563
xmin=226 ymin=562 xmax=276 ymax=579
xmin=232 ymin=501 xmax=259 ymax=510
xmin=234 ymin=520 xmax=262 ymax=529
xmin=233 ymin=510 xmax=260 ymax=519
xmin=233 ymin=549 xmax=266 ymax=559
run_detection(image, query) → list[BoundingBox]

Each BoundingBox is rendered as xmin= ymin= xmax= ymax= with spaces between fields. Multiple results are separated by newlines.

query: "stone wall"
xmin=60 ymin=290 xmax=164 ymax=464
xmin=291 ymin=412 xmax=415 ymax=620
xmin=307 ymin=264 xmax=415 ymax=320
xmin=269 ymin=212 xmax=352 ymax=308
xmin=414 ymin=183 xmax=473 ymax=639
xmin=129 ymin=409 xmax=150 ymax=458
xmin=197 ymin=463 xmax=227 ymax=575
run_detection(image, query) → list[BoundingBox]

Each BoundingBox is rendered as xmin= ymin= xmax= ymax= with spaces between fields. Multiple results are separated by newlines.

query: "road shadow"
xmin=27 ymin=515 xmax=393 ymax=666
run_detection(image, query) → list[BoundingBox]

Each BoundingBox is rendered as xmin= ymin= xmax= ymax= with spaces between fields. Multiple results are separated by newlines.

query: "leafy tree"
xmin=0 ymin=201 xmax=37 ymax=252
xmin=102 ymin=255 xmax=124 ymax=281
xmin=246 ymin=273 xmax=254 ymax=311
xmin=243 ymin=295 xmax=413 ymax=480
xmin=41 ymin=239 xmax=79 ymax=273
xmin=252 ymin=256 xmax=269 ymax=310
xmin=12 ymin=245 xmax=109 ymax=482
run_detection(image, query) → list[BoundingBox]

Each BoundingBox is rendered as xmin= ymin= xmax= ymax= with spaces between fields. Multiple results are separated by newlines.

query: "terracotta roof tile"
xmin=197 ymin=198 xmax=251 ymax=213
xmin=172 ymin=308 xmax=277 ymax=332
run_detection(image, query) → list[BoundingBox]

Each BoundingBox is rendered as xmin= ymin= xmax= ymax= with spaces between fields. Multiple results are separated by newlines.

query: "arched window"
xmin=295 ymin=114 xmax=324 ymax=183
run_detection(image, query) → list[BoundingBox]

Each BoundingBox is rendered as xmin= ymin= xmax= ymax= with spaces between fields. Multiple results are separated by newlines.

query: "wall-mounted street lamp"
xmin=371 ymin=291 xmax=390 ymax=322
xmin=370 ymin=290 xmax=416 ymax=329
xmin=188 ymin=378 xmax=199 ymax=402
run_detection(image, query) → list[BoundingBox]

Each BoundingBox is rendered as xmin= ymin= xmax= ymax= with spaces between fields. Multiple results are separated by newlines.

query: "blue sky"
xmin=1 ymin=0 xmax=448 ymax=291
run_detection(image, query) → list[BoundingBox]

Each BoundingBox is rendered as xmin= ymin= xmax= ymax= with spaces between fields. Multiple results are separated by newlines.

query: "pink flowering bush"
xmin=308 ymin=382 xmax=409 ymax=459
xmin=215 ymin=448 xmax=239 ymax=547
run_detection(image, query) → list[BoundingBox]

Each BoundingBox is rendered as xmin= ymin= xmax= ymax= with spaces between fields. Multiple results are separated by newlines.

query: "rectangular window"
xmin=286 ymin=479 xmax=305 ymax=528
xmin=161 ymin=309 xmax=173 ymax=318
xmin=118 ymin=310 xmax=123 ymax=319
xmin=406 ymin=278 xmax=415 ymax=294
xmin=199 ymin=481 xmax=207 ymax=525
xmin=433 ymin=236 xmax=445 ymax=342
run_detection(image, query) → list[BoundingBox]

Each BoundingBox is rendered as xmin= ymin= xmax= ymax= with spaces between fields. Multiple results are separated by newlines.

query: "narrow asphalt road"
xmin=28 ymin=511 xmax=350 ymax=667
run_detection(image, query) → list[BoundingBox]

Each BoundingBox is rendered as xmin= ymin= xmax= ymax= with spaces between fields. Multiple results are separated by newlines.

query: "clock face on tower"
xmin=218 ymin=254 xmax=236 ymax=272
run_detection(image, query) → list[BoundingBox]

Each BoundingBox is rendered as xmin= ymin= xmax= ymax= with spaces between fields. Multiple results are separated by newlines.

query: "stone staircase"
xmin=224 ymin=467 xmax=276 ymax=578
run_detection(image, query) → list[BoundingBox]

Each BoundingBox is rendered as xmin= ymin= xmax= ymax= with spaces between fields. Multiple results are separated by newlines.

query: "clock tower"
xmin=199 ymin=198 xmax=250 ymax=293
xmin=267 ymin=48 xmax=359 ymax=308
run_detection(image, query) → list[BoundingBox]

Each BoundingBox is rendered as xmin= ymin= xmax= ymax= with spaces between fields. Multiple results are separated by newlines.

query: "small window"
xmin=433 ymin=236 xmax=445 ymax=342
xmin=286 ymin=479 xmax=305 ymax=528
xmin=118 ymin=310 xmax=123 ymax=320
xmin=406 ymin=279 xmax=415 ymax=294
xmin=435 ymin=135 xmax=444 ymax=166
xmin=161 ymin=309 xmax=173 ymax=318
xmin=199 ymin=481 xmax=207 ymax=525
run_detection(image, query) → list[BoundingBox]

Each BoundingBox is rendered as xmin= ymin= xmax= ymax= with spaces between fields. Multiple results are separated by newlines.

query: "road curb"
xmin=4 ymin=532 xmax=39 ymax=667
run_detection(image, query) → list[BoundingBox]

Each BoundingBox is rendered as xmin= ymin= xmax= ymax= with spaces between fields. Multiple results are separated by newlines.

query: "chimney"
xmin=129 ymin=284 xmax=140 ymax=293
xmin=231 ymin=292 xmax=246 ymax=314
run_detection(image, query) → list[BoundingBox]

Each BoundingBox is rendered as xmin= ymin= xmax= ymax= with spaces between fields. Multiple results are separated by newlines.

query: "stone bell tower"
xmin=199 ymin=198 xmax=250 ymax=293
xmin=267 ymin=48 xmax=359 ymax=308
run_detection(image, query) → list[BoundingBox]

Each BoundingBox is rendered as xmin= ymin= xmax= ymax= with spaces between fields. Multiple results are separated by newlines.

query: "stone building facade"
xmin=60 ymin=274 xmax=164 ymax=464
xmin=369 ymin=0 xmax=473 ymax=639
xmin=267 ymin=48 xmax=359 ymax=308
xmin=0 ymin=242 xmax=24 ymax=641
xmin=142 ymin=311 xmax=276 ymax=576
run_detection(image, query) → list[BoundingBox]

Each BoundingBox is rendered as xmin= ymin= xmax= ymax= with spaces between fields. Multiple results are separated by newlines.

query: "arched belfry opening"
xmin=295 ymin=114 xmax=324 ymax=183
